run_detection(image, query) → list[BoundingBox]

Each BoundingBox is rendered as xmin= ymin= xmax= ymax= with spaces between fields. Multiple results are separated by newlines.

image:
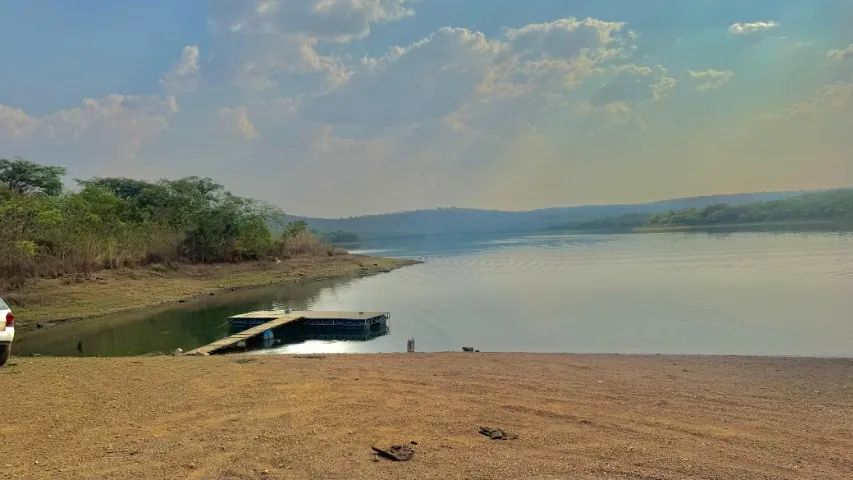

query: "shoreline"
xmin=633 ymin=219 xmax=849 ymax=233
xmin=6 ymin=254 xmax=418 ymax=331
xmin=549 ymin=220 xmax=852 ymax=235
xmin=1 ymin=353 xmax=849 ymax=479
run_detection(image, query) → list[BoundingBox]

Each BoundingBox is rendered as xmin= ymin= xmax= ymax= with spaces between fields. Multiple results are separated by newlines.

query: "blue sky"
xmin=1 ymin=1 xmax=852 ymax=216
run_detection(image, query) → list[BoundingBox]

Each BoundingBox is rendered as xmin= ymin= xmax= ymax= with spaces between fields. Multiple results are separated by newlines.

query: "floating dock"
xmin=184 ymin=310 xmax=389 ymax=355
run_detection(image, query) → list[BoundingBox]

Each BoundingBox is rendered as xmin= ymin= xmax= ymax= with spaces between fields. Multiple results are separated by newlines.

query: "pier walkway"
xmin=184 ymin=310 xmax=389 ymax=355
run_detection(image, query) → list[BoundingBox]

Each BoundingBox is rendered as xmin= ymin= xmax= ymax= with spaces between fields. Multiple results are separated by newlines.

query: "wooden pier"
xmin=184 ymin=310 xmax=389 ymax=355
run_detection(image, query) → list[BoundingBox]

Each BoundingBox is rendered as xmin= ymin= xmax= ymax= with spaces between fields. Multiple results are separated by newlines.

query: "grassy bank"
xmin=5 ymin=254 xmax=417 ymax=330
xmin=0 ymin=353 xmax=849 ymax=479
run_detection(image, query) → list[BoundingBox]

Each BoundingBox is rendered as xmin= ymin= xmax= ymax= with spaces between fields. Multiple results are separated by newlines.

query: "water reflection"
xmin=215 ymin=321 xmax=391 ymax=354
xmin=17 ymin=230 xmax=853 ymax=357
xmin=15 ymin=276 xmax=373 ymax=356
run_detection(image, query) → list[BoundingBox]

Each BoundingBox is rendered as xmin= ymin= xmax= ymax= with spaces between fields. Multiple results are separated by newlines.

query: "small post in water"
xmin=406 ymin=337 xmax=415 ymax=353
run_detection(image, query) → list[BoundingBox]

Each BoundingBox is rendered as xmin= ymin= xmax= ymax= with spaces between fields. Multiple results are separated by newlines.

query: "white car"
xmin=0 ymin=296 xmax=14 ymax=366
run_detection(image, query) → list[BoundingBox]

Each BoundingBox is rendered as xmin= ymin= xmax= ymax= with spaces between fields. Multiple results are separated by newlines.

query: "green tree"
xmin=0 ymin=158 xmax=66 ymax=196
xmin=0 ymin=159 xmax=303 ymax=286
xmin=282 ymin=220 xmax=308 ymax=239
xmin=234 ymin=217 xmax=273 ymax=260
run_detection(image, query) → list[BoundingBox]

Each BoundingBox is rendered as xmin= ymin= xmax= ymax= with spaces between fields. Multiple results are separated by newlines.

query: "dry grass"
xmin=0 ymin=353 xmax=850 ymax=479
xmin=278 ymin=230 xmax=337 ymax=257
xmin=0 ymin=229 xmax=184 ymax=290
xmin=3 ymin=255 xmax=416 ymax=329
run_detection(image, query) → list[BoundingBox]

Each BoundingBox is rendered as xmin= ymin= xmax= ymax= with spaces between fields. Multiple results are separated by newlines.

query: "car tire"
xmin=0 ymin=344 xmax=10 ymax=367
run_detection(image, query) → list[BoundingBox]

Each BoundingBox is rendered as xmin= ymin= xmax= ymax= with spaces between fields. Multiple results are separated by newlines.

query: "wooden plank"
xmin=185 ymin=312 xmax=304 ymax=355
xmin=230 ymin=310 xmax=290 ymax=319
xmin=229 ymin=310 xmax=387 ymax=321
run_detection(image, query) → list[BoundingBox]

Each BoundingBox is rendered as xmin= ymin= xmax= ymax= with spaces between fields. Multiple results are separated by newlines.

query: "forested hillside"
xmin=283 ymin=191 xmax=805 ymax=239
xmin=560 ymin=189 xmax=853 ymax=231
xmin=647 ymin=189 xmax=853 ymax=227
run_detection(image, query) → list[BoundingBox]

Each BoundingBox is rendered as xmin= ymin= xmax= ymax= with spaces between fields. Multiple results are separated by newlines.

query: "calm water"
xmin=16 ymin=231 xmax=853 ymax=357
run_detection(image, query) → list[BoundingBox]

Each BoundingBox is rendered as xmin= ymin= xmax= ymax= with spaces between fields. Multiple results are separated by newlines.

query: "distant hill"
xmin=278 ymin=190 xmax=809 ymax=240
xmin=647 ymin=189 xmax=853 ymax=228
xmin=561 ymin=188 xmax=853 ymax=232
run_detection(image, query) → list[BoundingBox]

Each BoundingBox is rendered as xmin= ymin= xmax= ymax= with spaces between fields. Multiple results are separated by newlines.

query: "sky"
xmin=1 ymin=1 xmax=852 ymax=217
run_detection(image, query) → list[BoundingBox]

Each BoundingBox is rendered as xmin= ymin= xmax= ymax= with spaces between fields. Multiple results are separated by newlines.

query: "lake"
xmin=15 ymin=231 xmax=853 ymax=357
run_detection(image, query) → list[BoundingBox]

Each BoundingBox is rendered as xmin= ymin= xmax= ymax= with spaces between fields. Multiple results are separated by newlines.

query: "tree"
xmin=320 ymin=230 xmax=359 ymax=243
xmin=79 ymin=177 xmax=158 ymax=201
xmin=0 ymin=159 xmax=298 ymax=285
xmin=234 ymin=217 xmax=273 ymax=260
xmin=283 ymin=220 xmax=308 ymax=239
xmin=78 ymin=177 xmax=171 ymax=223
xmin=0 ymin=158 xmax=66 ymax=196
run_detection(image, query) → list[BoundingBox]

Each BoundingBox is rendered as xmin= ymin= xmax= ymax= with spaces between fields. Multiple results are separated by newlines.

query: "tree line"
xmin=647 ymin=189 xmax=853 ymax=226
xmin=0 ymin=158 xmax=334 ymax=287
xmin=563 ymin=189 xmax=853 ymax=231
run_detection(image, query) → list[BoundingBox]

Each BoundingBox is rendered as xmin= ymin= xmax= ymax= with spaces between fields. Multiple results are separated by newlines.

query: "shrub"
xmin=277 ymin=230 xmax=330 ymax=257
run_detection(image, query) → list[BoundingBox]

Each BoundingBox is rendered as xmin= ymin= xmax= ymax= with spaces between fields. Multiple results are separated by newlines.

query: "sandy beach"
xmin=1 ymin=353 xmax=850 ymax=479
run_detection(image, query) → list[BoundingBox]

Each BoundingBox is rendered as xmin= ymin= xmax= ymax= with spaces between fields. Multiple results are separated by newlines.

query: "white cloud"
xmin=219 ymin=0 xmax=414 ymax=43
xmin=294 ymin=36 xmax=351 ymax=86
xmin=728 ymin=21 xmax=778 ymax=35
xmin=213 ymin=1 xmax=410 ymax=90
xmin=826 ymin=44 xmax=853 ymax=61
xmin=651 ymin=68 xmax=678 ymax=101
xmin=0 ymin=94 xmax=175 ymax=165
xmin=304 ymin=27 xmax=497 ymax=125
xmin=503 ymin=17 xmax=625 ymax=60
xmin=305 ymin=17 xmax=636 ymax=126
xmin=686 ymin=69 xmax=734 ymax=91
xmin=308 ymin=0 xmax=413 ymax=42
xmin=0 ymin=104 xmax=37 ymax=140
xmin=591 ymin=64 xmax=676 ymax=105
xmin=233 ymin=34 xmax=351 ymax=91
xmin=160 ymin=45 xmax=201 ymax=94
xmin=218 ymin=106 xmax=259 ymax=140
xmin=0 ymin=45 xmax=200 ymax=169
xmin=489 ymin=17 xmax=628 ymax=96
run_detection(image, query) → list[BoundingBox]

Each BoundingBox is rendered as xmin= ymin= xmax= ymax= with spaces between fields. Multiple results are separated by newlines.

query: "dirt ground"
xmin=0 ymin=353 xmax=850 ymax=479
xmin=4 ymin=255 xmax=415 ymax=330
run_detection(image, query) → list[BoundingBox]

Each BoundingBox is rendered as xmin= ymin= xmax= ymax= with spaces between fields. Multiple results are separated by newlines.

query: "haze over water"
xmin=19 ymin=231 xmax=853 ymax=357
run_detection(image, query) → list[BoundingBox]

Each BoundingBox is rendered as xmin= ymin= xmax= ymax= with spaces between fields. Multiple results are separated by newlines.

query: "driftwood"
xmin=371 ymin=444 xmax=415 ymax=461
